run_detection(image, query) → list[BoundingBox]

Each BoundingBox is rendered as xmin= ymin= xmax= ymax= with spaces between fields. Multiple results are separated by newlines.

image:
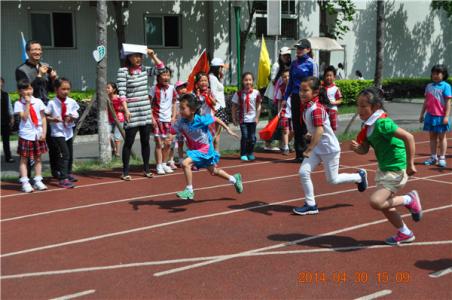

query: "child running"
xmin=419 ymin=64 xmax=451 ymax=167
xmin=149 ymin=67 xmax=177 ymax=175
xmin=14 ymin=79 xmax=48 ymax=193
xmin=293 ymin=76 xmax=367 ymax=215
xmin=322 ymin=65 xmax=343 ymax=131
xmin=168 ymin=80 xmax=188 ymax=168
xmin=106 ymin=82 xmax=127 ymax=158
xmin=276 ymin=68 xmax=294 ymax=155
xmin=231 ymin=72 xmax=262 ymax=161
xmin=46 ymin=78 xmax=80 ymax=188
xmin=172 ymin=93 xmax=243 ymax=200
xmin=351 ymin=87 xmax=422 ymax=245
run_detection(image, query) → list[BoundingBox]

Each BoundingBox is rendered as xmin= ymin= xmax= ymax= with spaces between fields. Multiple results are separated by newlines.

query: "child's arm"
xmin=394 ymin=127 xmax=417 ymax=176
xmin=443 ymin=98 xmax=451 ymax=125
xmin=40 ymin=110 xmax=47 ymax=141
xmin=350 ymin=140 xmax=370 ymax=155
xmin=419 ymin=94 xmax=427 ymax=123
xmin=19 ymin=96 xmax=31 ymax=121
xmin=215 ymin=117 xmax=238 ymax=139
xmin=122 ymin=100 xmax=131 ymax=122
xmin=331 ymin=98 xmax=342 ymax=106
xmin=303 ymin=126 xmax=323 ymax=158
xmin=255 ymin=97 xmax=262 ymax=123
xmin=231 ymin=103 xmax=239 ymax=126
xmin=147 ymin=49 xmax=163 ymax=67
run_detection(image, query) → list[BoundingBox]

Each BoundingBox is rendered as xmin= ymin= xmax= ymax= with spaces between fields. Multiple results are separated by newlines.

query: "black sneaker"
xmin=357 ymin=169 xmax=368 ymax=192
xmin=293 ymin=203 xmax=319 ymax=215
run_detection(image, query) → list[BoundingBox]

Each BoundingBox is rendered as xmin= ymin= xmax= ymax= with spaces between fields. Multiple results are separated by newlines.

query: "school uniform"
xmin=150 ymin=83 xmax=176 ymax=138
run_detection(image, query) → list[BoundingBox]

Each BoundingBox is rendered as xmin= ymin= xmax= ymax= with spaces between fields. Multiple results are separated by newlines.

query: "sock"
xmin=186 ymin=185 xmax=193 ymax=192
xmin=283 ymin=144 xmax=289 ymax=150
xmin=398 ymin=223 xmax=412 ymax=235
xmin=305 ymin=199 xmax=316 ymax=207
xmin=402 ymin=194 xmax=412 ymax=206
xmin=19 ymin=176 xmax=29 ymax=184
xmin=439 ymin=156 xmax=445 ymax=160
xmin=158 ymin=163 xmax=163 ymax=168
xmin=33 ymin=176 xmax=43 ymax=183
xmin=228 ymin=175 xmax=237 ymax=184
xmin=432 ymin=154 xmax=438 ymax=160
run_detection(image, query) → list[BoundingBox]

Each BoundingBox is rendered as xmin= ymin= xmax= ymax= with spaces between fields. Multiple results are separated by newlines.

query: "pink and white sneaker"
xmin=168 ymin=161 xmax=177 ymax=170
xmin=385 ymin=231 xmax=415 ymax=245
xmin=405 ymin=190 xmax=422 ymax=222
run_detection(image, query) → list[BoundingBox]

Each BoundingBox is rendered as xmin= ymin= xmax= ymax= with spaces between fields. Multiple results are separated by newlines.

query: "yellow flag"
xmin=257 ymin=35 xmax=271 ymax=89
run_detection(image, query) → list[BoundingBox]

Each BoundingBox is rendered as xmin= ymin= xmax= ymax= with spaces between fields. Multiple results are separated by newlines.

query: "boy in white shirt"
xmin=14 ymin=79 xmax=48 ymax=193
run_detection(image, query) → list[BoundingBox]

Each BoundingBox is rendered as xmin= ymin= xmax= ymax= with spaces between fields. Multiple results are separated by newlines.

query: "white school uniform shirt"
xmin=14 ymin=96 xmax=46 ymax=141
xmin=45 ymin=97 xmax=80 ymax=140
xmin=324 ymin=83 xmax=342 ymax=111
xmin=231 ymin=89 xmax=261 ymax=123
xmin=276 ymin=88 xmax=292 ymax=119
xmin=303 ymin=101 xmax=340 ymax=155
xmin=208 ymin=73 xmax=226 ymax=110
xmin=149 ymin=84 xmax=176 ymax=122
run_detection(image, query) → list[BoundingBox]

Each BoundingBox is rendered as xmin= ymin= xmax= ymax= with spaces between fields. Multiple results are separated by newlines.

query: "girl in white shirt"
xmin=209 ymin=57 xmax=228 ymax=152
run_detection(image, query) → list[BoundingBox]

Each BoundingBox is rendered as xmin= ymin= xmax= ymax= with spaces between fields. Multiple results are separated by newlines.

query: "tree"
xmin=374 ymin=0 xmax=385 ymax=88
xmin=431 ymin=0 xmax=452 ymax=19
xmin=111 ymin=1 xmax=131 ymax=66
xmin=96 ymin=0 xmax=111 ymax=164
xmin=239 ymin=1 xmax=257 ymax=75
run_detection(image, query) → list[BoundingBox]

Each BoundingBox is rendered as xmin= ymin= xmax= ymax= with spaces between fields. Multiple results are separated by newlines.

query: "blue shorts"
xmin=186 ymin=149 xmax=220 ymax=169
xmin=423 ymin=113 xmax=450 ymax=133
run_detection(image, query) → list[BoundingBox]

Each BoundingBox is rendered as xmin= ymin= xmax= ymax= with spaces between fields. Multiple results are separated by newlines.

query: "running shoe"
xmin=233 ymin=173 xmax=243 ymax=193
xmin=162 ymin=164 xmax=174 ymax=174
xmin=176 ymin=188 xmax=194 ymax=200
xmin=33 ymin=181 xmax=48 ymax=191
xmin=247 ymin=154 xmax=256 ymax=161
xmin=438 ymin=159 xmax=447 ymax=168
xmin=240 ymin=155 xmax=249 ymax=161
xmin=59 ymin=179 xmax=75 ymax=189
xmin=357 ymin=169 xmax=368 ymax=192
xmin=293 ymin=203 xmax=319 ymax=215
xmin=405 ymin=190 xmax=422 ymax=222
xmin=22 ymin=182 xmax=34 ymax=193
xmin=424 ymin=157 xmax=437 ymax=166
xmin=385 ymin=231 xmax=415 ymax=245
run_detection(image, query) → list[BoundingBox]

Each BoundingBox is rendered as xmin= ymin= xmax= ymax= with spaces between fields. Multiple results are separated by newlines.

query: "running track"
xmin=1 ymin=132 xmax=451 ymax=299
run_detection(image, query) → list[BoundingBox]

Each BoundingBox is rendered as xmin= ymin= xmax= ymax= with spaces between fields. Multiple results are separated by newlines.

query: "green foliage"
xmin=9 ymin=90 xmax=95 ymax=102
xmin=431 ymin=0 xmax=452 ymax=18
xmin=224 ymin=86 xmax=239 ymax=94
xmin=335 ymin=79 xmax=373 ymax=104
xmin=319 ymin=0 xmax=357 ymax=39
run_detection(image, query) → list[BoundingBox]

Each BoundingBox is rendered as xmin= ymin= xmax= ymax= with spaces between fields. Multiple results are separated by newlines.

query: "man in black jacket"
xmin=1 ymin=77 xmax=14 ymax=163
xmin=15 ymin=40 xmax=59 ymax=177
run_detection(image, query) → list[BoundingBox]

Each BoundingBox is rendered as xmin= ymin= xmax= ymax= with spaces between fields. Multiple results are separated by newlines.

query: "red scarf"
xmin=197 ymin=88 xmax=215 ymax=110
xmin=21 ymin=99 xmax=38 ymax=127
xmin=128 ymin=65 xmax=142 ymax=75
xmin=356 ymin=112 xmax=387 ymax=144
xmin=153 ymin=83 xmax=167 ymax=119
xmin=57 ymin=97 xmax=67 ymax=120
xmin=238 ymin=89 xmax=253 ymax=113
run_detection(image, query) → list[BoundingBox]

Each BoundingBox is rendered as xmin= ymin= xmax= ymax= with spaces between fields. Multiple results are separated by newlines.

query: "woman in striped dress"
xmin=117 ymin=48 xmax=165 ymax=180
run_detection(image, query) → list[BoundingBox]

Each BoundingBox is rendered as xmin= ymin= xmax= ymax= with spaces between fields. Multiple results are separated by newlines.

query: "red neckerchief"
xmin=197 ymin=88 xmax=215 ymax=110
xmin=21 ymin=98 xmax=38 ymax=127
xmin=356 ymin=111 xmax=387 ymax=144
xmin=57 ymin=97 xmax=67 ymax=120
xmin=128 ymin=65 xmax=142 ymax=75
xmin=153 ymin=83 xmax=169 ymax=118
xmin=300 ymin=96 xmax=319 ymax=124
xmin=238 ymin=89 xmax=253 ymax=113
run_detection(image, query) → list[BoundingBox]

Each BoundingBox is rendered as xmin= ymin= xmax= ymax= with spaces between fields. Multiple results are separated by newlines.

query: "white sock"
xmin=399 ymin=223 xmax=412 ymax=235
xmin=402 ymin=194 xmax=412 ymax=206
xmin=439 ymin=156 xmax=445 ymax=160
xmin=186 ymin=185 xmax=193 ymax=192
xmin=432 ymin=154 xmax=438 ymax=160
xmin=33 ymin=176 xmax=43 ymax=182
xmin=283 ymin=144 xmax=289 ymax=150
xmin=305 ymin=199 xmax=316 ymax=206
xmin=20 ymin=177 xmax=29 ymax=184
xmin=228 ymin=175 xmax=237 ymax=184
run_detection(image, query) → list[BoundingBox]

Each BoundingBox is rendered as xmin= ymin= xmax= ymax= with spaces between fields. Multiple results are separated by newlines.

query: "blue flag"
xmin=21 ymin=32 xmax=28 ymax=63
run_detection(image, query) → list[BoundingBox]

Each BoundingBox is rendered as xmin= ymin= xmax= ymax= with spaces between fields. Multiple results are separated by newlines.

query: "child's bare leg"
xmin=369 ymin=188 xmax=404 ymax=210
xmin=438 ymin=132 xmax=447 ymax=157
xmin=382 ymin=207 xmax=403 ymax=228
xmin=214 ymin=124 xmax=222 ymax=152
xmin=19 ymin=156 xmax=28 ymax=179
xmin=34 ymin=157 xmax=42 ymax=177
xmin=207 ymin=165 xmax=231 ymax=180
xmin=177 ymin=141 xmax=184 ymax=161
xmin=162 ymin=137 xmax=171 ymax=163
xmin=429 ymin=131 xmax=438 ymax=156
xmin=282 ymin=128 xmax=289 ymax=148
xmin=154 ymin=138 xmax=163 ymax=165
xmin=114 ymin=141 xmax=121 ymax=155
xmin=182 ymin=157 xmax=194 ymax=186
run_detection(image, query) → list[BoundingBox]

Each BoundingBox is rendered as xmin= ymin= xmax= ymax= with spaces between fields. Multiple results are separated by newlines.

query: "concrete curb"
xmin=390 ymin=98 xmax=424 ymax=104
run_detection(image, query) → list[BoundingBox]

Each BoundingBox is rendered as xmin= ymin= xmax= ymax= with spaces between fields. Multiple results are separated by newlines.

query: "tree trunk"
xmin=112 ymin=1 xmax=128 ymax=67
xmin=374 ymin=0 xmax=385 ymax=88
xmin=239 ymin=1 xmax=256 ymax=75
xmin=96 ymin=0 xmax=111 ymax=164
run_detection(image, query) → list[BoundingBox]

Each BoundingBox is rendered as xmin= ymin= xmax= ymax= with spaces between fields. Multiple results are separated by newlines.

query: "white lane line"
xmin=1 ymin=160 xmax=371 ymax=223
xmin=354 ymin=290 xmax=392 ymax=300
xmin=4 ymin=241 xmax=450 ymax=280
xmin=1 ymin=154 xmax=434 ymax=223
xmin=2 ymin=241 xmax=450 ymax=280
xmin=411 ymin=176 xmax=452 ymax=185
xmin=49 ymin=289 xmax=95 ymax=300
xmin=0 ymin=156 xmax=296 ymax=199
xmin=2 ymin=172 xmax=450 ymax=259
xmin=429 ymin=267 xmax=452 ymax=278
xmin=153 ymin=202 xmax=452 ymax=277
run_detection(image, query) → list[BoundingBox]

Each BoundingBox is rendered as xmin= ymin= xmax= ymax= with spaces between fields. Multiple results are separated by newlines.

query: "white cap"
xmin=211 ymin=57 xmax=225 ymax=67
xmin=279 ymin=47 xmax=292 ymax=55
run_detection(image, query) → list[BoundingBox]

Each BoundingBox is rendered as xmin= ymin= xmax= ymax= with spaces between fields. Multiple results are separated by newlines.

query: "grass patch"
xmin=338 ymin=105 xmax=357 ymax=115
xmin=0 ymin=134 xmax=18 ymax=142
xmin=73 ymin=155 xmax=143 ymax=174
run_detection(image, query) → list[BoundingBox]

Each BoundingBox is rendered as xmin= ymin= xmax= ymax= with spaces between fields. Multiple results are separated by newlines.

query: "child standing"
xmin=293 ymin=77 xmax=367 ymax=215
xmin=419 ymin=64 xmax=451 ymax=167
xmin=276 ymin=68 xmax=294 ymax=155
xmin=107 ymin=82 xmax=128 ymax=158
xmin=322 ymin=65 xmax=343 ymax=131
xmin=168 ymin=80 xmax=188 ymax=169
xmin=352 ymin=87 xmax=422 ymax=245
xmin=232 ymin=72 xmax=262 ymax=161
xmin=46 ymin=78 xmax=80 ymax=188
xmin=172 ymin=93 xmax=243 ymax=200
xmin=149 ymin=67 xmax=177 ymax=175
xmin=14 ymin=79 xmax=48 ymax=193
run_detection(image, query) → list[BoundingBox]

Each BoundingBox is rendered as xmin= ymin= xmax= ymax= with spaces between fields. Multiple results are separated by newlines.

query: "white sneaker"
xmin=162 ymin=164 xmax=174 ymax=174
xmin=22 ymin=182 xmax=34 ymax=193
xmin=156 ymin=165 xmax=166 ymax=175
xmin=33 ymin=181 xmax=48 ymax=191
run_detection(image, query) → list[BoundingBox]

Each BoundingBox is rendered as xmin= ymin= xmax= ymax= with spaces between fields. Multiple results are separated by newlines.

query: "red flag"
xmin=187 ymin=49 xmax=209 ymax=92
xmin=259 ymin=115 xmax=280 ymax=141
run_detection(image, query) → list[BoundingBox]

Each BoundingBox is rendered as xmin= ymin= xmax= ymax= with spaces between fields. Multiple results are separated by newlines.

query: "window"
xmin=144 ymin=15 xmax=181 ymax=48
xmin=30 ymin=12 xmax=75 ymax=48
xmin=255 ymin=1 xmax=297 ymax=39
